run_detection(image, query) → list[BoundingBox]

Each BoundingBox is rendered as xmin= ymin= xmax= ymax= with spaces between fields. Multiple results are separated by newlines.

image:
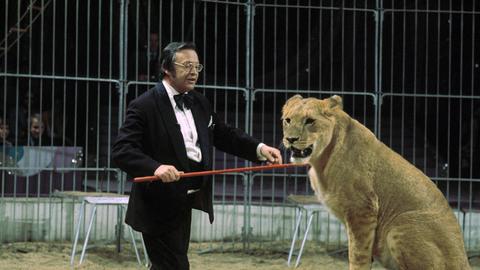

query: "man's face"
xmin=150 ymin=34 xmax=159 ymax=50
xmin=0 ymin=124 xmax=9 ymax=140
xmin=167 ymin=49 xmax=200 ymax=93
xmin=22 ymin=92 xmax=35 ymax=108
xmin=30 ymin=118 xmax=44 ymax=138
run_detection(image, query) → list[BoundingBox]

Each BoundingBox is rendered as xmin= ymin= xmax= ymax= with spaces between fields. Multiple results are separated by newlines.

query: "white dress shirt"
xmin=163 ymin=80 xmax=268 ymax=164
xmin=163 ymin=80 xmax=202 ymax=163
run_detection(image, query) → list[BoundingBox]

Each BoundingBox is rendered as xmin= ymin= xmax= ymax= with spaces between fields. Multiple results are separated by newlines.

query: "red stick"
xmin=133 ymin=163 xmax=308 ymax=183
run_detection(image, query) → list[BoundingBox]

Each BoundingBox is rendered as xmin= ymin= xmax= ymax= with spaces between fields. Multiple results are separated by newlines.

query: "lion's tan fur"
xmin=282 ymin=95 xmax=470 ymax=270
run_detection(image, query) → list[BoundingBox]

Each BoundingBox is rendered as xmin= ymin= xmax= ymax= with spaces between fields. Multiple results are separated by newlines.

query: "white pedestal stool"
xmin=287 ymin=194 xmax=325 ymax=268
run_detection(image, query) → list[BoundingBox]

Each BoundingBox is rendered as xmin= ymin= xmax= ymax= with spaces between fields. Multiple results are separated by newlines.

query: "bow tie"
xmin=173 ymin=93 xmax=194 ymax=110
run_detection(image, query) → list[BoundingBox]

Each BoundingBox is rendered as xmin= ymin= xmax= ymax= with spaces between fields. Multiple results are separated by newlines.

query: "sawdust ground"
xmin=0 ymin=241 xmax=479 ymax=270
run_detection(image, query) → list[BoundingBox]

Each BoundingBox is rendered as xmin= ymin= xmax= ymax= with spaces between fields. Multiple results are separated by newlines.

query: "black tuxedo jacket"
xmin=112 ymin=82 xmax=261 ymax=235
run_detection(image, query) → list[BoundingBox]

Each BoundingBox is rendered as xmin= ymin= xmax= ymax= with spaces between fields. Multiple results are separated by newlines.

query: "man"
xmin=112 ymin=42 xmax=282 ymax=270
xmin=138 ymin=32 xmax=160 ymax=81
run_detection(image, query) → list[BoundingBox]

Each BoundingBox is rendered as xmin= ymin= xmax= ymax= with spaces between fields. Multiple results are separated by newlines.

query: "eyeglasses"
xmin=174 ymin=62 xmax=204 ymax=73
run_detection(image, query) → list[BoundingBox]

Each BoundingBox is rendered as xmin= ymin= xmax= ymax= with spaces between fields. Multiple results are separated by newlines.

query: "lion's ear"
xmin=328 ymin=95 xmax=343 ymax=110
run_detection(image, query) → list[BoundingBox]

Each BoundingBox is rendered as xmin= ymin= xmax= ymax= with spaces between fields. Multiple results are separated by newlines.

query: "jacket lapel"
xmin=190 ymin=92 xmax=210 ymax=168
xmin=153 ymin=83 xmax=190 ymax=170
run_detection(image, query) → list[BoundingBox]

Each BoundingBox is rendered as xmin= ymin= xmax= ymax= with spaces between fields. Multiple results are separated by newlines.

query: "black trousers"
xmin=142 ymin=206 xmax=192 ymax=270
xmin=142 ymin=160 xmax=204 ymax=270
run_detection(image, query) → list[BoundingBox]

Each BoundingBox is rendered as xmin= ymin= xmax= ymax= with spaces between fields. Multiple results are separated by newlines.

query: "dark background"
xmin=0 ymin=0 xmax=479 ymax=181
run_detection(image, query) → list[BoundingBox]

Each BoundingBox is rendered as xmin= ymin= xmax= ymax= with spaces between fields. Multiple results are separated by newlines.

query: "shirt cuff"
xmin=256 ymin=143 xmax=267 ymax=161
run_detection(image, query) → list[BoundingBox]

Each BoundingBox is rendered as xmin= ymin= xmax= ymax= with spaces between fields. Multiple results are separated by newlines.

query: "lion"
xmin=282 ymin=95 xmax=470 ymax=270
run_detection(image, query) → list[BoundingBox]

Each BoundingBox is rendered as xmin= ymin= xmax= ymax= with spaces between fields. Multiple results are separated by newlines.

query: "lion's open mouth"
xmin=290 ymin=145 xmax=313 ymax=158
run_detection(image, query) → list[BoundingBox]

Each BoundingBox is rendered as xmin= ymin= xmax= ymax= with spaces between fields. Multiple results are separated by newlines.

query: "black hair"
xmin=159 ymin=42 xmax=197 ymax=79
xmin=28 ymin=113 xmax=43 ymax=127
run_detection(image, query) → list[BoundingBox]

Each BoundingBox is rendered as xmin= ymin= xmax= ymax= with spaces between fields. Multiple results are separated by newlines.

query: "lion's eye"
xmin=305 ymin=118 xmax=315 ymax=125
xmin=284 ymin=118 xmax=291 ymax=124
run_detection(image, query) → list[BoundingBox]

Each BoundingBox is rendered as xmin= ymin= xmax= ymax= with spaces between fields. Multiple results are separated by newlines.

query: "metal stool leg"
xmin=128 ymin=226 xmax=142 ymax=265
xmin=288 ymin=208 xmax=303 ymax=267
xmin=295 ymin=210 xmax=315 ymax=268
xmin=70 ymin=200 xmax=85 ymax=266
xmin=79 ymin=205 xmax=97 ymax=265
xmin=140 ymin=233 xmax=150 ymax=267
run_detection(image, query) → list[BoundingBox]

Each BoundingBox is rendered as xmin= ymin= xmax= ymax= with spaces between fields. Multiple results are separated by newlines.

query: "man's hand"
xmin=154 ymin=165 xmax=182 ymax=182
xmin=260 ymin=145 xmax=283 ymax=164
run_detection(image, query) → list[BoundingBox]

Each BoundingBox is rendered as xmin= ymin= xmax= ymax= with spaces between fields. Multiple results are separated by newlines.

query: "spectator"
xmin=137 ymin=33 xmax=160 ymax=81
xmin=0 ymin=117 xmax=12 ymax=146
xmin=0 ymin=116 xmax=16 ymax=169
xmin=24 ymin=113 xmax=51 ymax=146
xmin=43 ymin=108 xmax=73 ymax=146
xmin=8 ymin=90 xmax=40 ymax=142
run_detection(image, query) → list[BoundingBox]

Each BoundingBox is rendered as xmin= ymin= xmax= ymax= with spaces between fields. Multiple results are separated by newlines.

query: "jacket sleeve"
xmin=112 ymin=99 xmax=160 ymax=178
xmin=211 ymin=112 xmax=261 ymax=162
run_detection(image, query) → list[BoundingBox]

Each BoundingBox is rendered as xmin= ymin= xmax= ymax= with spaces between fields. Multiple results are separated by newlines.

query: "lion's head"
xmin=281 ymin=95 xmax=343 ymax=163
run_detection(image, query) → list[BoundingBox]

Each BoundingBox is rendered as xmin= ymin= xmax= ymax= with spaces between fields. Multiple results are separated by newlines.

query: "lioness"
xmin=282 ymin=95 xmax=470 ymax=270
